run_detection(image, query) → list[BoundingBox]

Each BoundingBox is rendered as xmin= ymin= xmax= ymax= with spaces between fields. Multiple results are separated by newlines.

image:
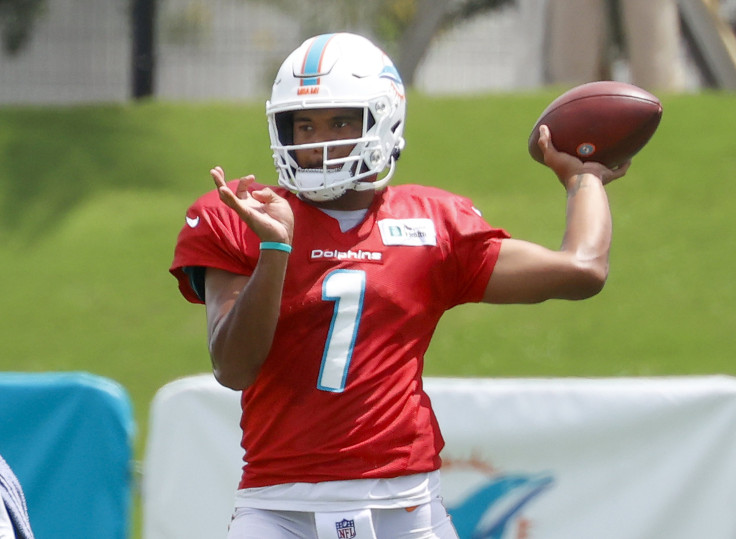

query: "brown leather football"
xmin=528 ymin=81 xmax=663 ymax=168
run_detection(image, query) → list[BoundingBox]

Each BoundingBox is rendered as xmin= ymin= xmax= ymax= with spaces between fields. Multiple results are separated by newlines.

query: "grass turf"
xmin=1 ymin=90 xmax=734 ymax=535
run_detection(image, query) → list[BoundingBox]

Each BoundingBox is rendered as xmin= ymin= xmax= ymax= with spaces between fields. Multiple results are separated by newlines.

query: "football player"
xmin=170 ymin=32 xmax=629 ymax=539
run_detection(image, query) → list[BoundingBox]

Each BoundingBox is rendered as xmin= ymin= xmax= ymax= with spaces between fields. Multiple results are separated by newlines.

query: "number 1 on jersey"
xmin=318 ymin=270 xmax=366 ymax=392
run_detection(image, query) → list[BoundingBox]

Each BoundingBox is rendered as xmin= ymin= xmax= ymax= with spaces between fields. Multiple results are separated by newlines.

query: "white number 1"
xmin=317 ymin=270 xmax=366 ymax=392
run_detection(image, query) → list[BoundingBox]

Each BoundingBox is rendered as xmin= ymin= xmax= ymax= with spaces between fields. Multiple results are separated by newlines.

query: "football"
xmin=528 ymin=81 xmax=663 ymax=168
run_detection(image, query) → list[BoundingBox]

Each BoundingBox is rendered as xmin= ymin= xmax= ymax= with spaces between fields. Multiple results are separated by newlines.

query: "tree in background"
xmin=0 ymin=0 xmax=46 ymax=54
xmin=0 ymin=0 xmax=515 ymax=94
xmin=247 ymin=0 xmax=516 ymax=86
xmin=395 ymin=0 xmax=515 ymax=85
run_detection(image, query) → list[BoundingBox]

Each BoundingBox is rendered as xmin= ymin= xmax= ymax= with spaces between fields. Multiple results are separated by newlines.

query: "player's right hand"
xmin=538 ymin=125 xmax=630 ymax=188
xmin=210 ymin=166 xmax=294 ymax=245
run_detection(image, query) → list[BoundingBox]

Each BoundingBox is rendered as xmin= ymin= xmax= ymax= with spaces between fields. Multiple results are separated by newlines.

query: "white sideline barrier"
xmin=142 ymin=374 xmax=736 ymax=539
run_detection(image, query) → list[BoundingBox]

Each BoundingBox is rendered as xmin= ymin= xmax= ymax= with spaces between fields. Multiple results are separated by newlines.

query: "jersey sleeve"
xmin=442 ymin=194 xmax=510 ymax=306
xmin=169 ymin=184 xmax=259 ymax=304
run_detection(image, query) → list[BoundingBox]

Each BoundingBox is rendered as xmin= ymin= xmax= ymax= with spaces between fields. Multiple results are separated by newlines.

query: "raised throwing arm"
xmin=483 ymin=125 xmax=630 ymax=304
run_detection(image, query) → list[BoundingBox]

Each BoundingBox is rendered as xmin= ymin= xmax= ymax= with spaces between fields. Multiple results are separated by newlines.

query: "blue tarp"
xmin=0 ymin=372 xmax=135 ymax=539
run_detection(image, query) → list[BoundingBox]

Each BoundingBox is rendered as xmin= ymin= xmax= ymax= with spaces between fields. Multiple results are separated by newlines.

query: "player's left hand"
xmin=210 ymin=166 xmax=294 ymax=245
xmin=538 ymin=125 xmax=630 ymax=188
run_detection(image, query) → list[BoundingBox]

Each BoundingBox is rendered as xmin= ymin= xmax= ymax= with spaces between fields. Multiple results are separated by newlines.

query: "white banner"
xmin=427 ymin=376 xmax=736 ymax=539
xmin=143 ymin=375 xmax=736 ymax=539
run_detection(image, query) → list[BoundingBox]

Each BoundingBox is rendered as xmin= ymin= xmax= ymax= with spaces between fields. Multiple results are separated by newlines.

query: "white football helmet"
xmin=267 ymin=33 xmax=407 ymax=201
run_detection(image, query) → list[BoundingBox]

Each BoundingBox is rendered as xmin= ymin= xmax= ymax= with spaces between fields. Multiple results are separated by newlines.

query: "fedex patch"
xmin=378 ymin=218 xmax=437 ymax=246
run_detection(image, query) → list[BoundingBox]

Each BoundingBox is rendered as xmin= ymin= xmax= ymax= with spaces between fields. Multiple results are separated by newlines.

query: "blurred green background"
xmin=1 ymin=90 xmax=735 ymax=533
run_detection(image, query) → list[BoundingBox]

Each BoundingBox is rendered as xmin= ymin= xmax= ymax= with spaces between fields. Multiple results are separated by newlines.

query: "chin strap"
xmin=289 ymin=154 xmax=398 ymax=201
xmin=293 ymin=168 xmax=352 ymax=201
xmin=294 ymin=167 xmax=353 ymax=189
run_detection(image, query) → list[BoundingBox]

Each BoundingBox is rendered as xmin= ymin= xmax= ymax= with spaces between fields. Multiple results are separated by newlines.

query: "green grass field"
xmin=1 ymin=90 xmax=735 ymax=536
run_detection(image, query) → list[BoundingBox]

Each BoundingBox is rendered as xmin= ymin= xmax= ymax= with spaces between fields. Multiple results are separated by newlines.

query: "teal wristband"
xmin=260 ymin=241 xmax=292 ymax=254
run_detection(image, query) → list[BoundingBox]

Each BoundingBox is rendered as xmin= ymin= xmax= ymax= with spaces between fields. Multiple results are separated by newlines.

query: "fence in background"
xmin=5 ymin=0 xmax=736 ymax=105
xmin=1 ymin=0 xmax=532 ymax=104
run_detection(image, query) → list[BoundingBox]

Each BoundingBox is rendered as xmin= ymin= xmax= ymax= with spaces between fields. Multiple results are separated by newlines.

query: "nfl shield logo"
xmin=335 ymin=518 xmax=356 ymax=538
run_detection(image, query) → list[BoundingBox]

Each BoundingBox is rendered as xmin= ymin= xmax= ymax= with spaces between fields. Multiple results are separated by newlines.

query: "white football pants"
xmin=226 ymin=497 xmax=459 ymax=539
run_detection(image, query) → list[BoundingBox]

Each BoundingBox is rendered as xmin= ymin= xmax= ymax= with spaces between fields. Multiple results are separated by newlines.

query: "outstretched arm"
xmin=204 ymin=167 xmax=295 ymax=390
xmin=483 ymin=125 xmax=630 ymax=304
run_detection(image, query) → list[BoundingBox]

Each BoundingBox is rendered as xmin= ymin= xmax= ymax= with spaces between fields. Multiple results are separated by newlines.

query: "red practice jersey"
xmin=170 ymin=182 xmax=510 ymax=489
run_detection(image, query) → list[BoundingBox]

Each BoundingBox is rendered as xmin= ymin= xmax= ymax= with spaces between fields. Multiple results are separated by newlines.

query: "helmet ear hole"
xmin=390 ymin=120 xmax=403 ymax=161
